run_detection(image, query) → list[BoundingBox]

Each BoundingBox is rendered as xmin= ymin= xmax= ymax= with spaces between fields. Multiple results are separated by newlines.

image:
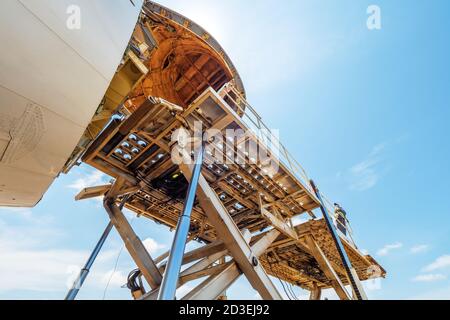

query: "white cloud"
xmin=67 ymin=170 xmax=109 ymax=191
xmin=0 ymin=214 xmax=62 ymax=250
xmin=101 ymin=270 xmax=128 ymax=287
xmin=410 ymin=286 xmax=450 ymax=300
xmin=412 ymin=274 xmax=447 ymax=283
xmin=410 ymin=244 xmax=429 ymax=254
xmin=349 ymin=143 xmax=385 ymax=191
xmin=423 ymin=255 xmax=450 ymax=272
xmin=0 ymin=247 xmax=89 ymax=293
xmin=0 ymin=216 xmax=88 ymax=293
xmin=0 ymin=207 xmax=32 ymax=219
xmin=377 ymin=242 xmax=403 ymax=256
xmin=0 ymin=212 xmax=127 ymax=296
xmin=142 ymin=238 xmax=166 ymax=255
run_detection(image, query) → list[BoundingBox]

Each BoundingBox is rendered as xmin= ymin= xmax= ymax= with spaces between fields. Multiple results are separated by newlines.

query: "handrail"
xmin=321 ymin=193 xmax=357 ymax=247
xmin=218 ymin=83 xmax=358 ymax=247
xmin=219 ymin=83 xmax=312 ymax=192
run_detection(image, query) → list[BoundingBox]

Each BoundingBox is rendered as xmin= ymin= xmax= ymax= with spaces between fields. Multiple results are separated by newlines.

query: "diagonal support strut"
xmin=175 ymin=144 xmax=282 ymax=300
xmin=310 ymin=180 xmax=367 ymax=300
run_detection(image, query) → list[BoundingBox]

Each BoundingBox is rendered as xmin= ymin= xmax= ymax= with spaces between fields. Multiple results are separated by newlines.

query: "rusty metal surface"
xmin=258 ymin=219 xmax=386 ymax=290
xmin=82 ymin=87 xmax=383 ymax=289
xmin=144 ymin=1 xmax=246 ymax=97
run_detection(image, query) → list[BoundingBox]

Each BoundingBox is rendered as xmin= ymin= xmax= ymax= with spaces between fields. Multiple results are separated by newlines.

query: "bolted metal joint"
xmin=252 ymin=256 xmax=259 ymax=267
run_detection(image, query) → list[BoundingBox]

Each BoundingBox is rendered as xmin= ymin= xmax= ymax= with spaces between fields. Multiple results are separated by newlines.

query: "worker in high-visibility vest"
xmin=334 ymin=203 xmax=348 ymax=236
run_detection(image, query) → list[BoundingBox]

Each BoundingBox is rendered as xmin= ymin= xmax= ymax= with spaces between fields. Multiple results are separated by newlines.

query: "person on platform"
xmin=334 ymin=203 xmax=348 ymax=236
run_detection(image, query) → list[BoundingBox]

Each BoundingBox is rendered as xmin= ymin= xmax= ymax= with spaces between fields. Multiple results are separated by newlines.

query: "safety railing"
xmin=218 ymin=83 xmax=358 ymax=247
xmin=321 ymin=193 xmax=357 ymax=248
xmin=218 ymin=82 xmax=313 ymax=193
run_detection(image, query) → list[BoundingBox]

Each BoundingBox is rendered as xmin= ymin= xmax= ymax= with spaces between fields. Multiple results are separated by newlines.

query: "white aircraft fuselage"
xmin=0 ymin=0 xmax=143 ymax=206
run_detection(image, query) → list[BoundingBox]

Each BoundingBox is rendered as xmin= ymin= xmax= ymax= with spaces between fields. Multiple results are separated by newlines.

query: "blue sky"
xmin=1 ymin=0 xmax=450 ymax=300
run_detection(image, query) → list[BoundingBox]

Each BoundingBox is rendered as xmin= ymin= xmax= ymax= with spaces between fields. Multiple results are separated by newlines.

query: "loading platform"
xmin=77 ymin=83 xmax=384 ymax=300
xmin=66 ymin=1 xmax=385 ymax=301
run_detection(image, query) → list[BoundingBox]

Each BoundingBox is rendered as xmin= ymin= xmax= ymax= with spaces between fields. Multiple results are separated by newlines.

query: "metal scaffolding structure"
xmin=65 ymin=1 xmax=385 ymax=300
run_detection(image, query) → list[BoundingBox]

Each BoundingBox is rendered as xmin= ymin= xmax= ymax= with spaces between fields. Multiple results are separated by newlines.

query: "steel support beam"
xmin=182 ymin=262 xmax=240 ymax=300
xmin=309 ymin=283 xmax=322 ymax=300
xmin=260 ymin=207 xmax=298 ymax=240
xmin=310 ymin=180 xmax=367 ymax=300
xmin=305 ymin=235 xmax=351 ymax=300
xmin=65 ymin=184 xmax=129 ymax=300
xmin=104 ymin=198 xmax=162 ymax=289
xmin=65 ymin=221 xmax=113 ymax=300
xmin=158 ymin=142 xmax=205 ymax=300
xmin=75 ymin=184 xmax=111 ymax=201
xmin=176 ymin=144 xmax=282 ymax=300
xmin=158 ymin=240 xmax=226 ymax=272
xmin=180 ymin=262 xmax=231 ymax=283
xmin=143 ymin=249 xmax=228 ymax=300
xmin=182 ymin=229 xmax=281 ymax=300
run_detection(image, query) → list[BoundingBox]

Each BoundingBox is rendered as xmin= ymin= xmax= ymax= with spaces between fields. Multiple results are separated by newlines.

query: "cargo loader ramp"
xmin=66 ymin=1 xmax=385 ymax=300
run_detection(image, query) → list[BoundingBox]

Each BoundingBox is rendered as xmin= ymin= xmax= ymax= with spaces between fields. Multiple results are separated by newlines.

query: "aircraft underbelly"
xmin=0 ymin=0 xmax=142 ymax=206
